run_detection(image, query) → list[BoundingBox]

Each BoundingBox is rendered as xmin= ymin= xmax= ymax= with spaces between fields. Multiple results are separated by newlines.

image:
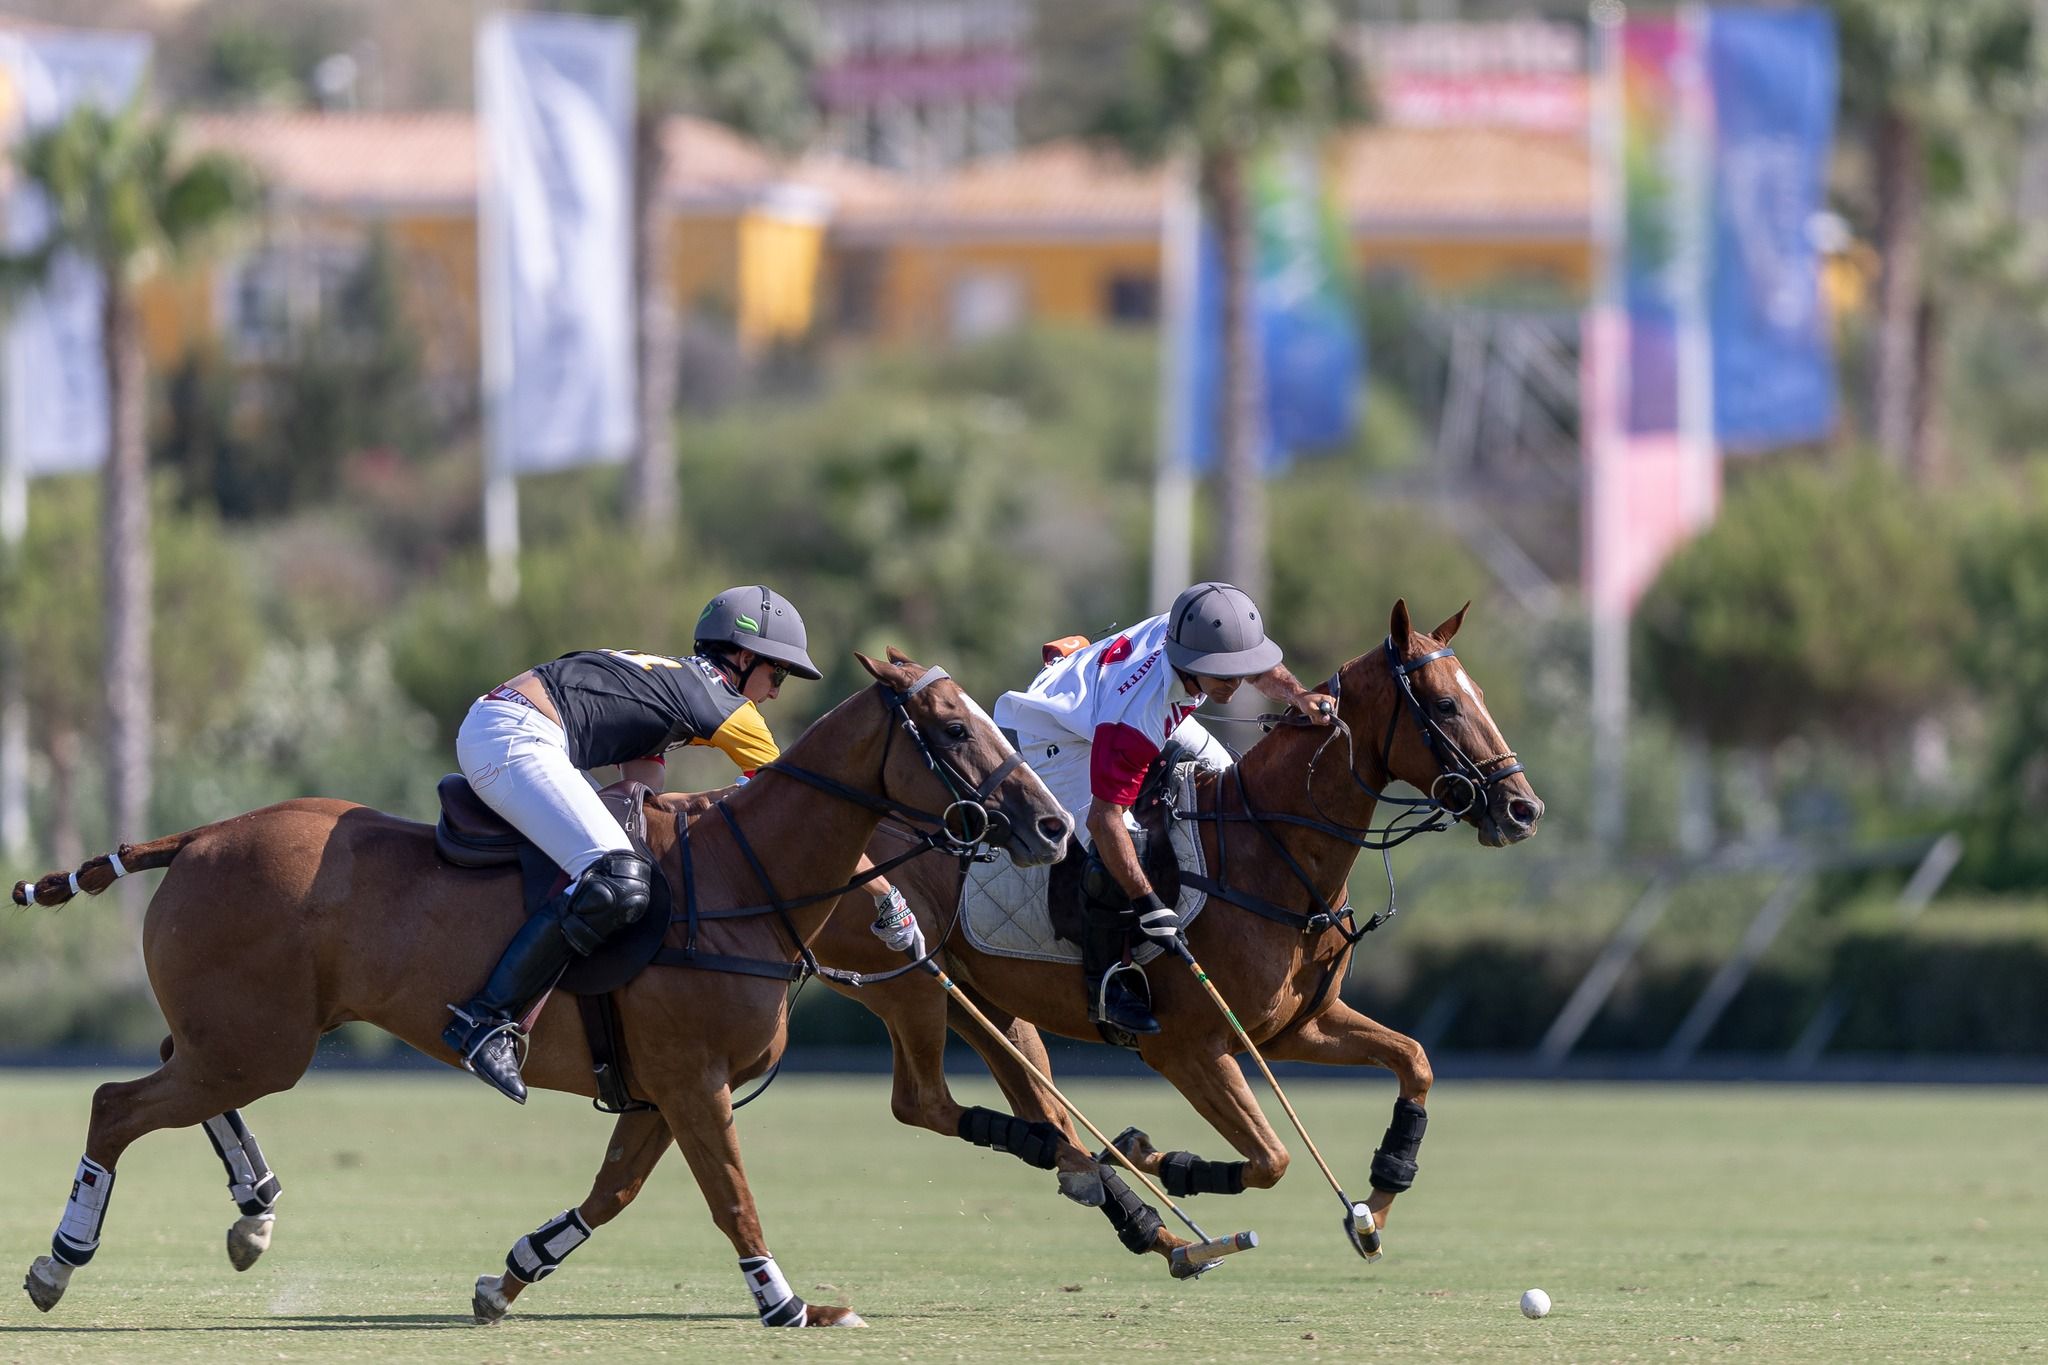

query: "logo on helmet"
xmin=734 ymin=615 xmax=759 ymax=634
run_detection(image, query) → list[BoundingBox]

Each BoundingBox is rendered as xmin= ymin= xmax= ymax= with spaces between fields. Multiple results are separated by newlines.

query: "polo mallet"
xmin=917 ymin=960 xmax=1258 ymax=1276
xmin=1168 ymin=941 xmax=1383 ymax=1261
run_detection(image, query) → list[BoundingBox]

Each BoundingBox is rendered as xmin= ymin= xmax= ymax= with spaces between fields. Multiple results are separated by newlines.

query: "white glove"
xmin=1135 ymin=891 xmax=1179 ymax=942
xmin=871 ymin=886 xmax=926 ymax=959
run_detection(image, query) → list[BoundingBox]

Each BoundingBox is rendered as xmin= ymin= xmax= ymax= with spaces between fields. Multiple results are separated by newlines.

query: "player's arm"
xmin=620 ymin=755 xmax=666 ymax=789
xmin=1250 ymin=663 xmax=1335 ymax=723
xmin=1086 ymin=723 xmax=1178 ymax=943
xmin=700 ymin=700 xmax=780 ymax=776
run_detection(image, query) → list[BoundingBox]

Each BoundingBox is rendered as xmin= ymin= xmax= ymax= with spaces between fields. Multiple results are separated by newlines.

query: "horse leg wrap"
xmin=956 ymin=1105 xmax=1061 ymax=1171
xmin=1369 ymin=1097 xmax=1429 ymax=1194
xmin=741 ymin=1254 xmax=808 ymax=1327
xmin=1158 ymin=1150 xmax=1247 ymax=1198
xmin=52 ymin=1156 xmax=114 ymax=1267
xmin=1096 ymin=1167 xmax=1163 ymax=1255
xmin=505 ymin=1207 xmax=593 ymax=1284
xmin=203 ymin=1111 xmax=282 ymax=1217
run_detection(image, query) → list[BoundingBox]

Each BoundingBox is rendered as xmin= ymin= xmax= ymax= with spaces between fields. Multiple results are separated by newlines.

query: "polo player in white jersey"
xmin=995 ymin=582 xmax=1334 ymax=1034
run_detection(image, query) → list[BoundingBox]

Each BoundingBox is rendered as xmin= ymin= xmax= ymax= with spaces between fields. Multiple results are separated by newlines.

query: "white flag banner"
xmin=0 ymin=30 xmax=152 ymax=477
xmin=478 ymin=13 xmax=636 ymax=475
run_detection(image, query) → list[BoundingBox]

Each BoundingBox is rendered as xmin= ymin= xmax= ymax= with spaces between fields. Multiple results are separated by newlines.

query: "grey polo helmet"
xmin=1164 ymin=581 xmax=1284 ymax=677
xmin=694 ymin=585 xmax=823 ymax=680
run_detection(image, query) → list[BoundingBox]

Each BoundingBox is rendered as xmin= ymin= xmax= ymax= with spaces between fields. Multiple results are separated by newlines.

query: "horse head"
xmin=856 ymin=648 xmax=1072 ymax=866
xmin=1370 ymin=599 xmax=1544 ymax=848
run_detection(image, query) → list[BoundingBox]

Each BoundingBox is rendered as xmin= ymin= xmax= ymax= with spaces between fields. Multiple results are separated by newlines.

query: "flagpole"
xmin=1587 ymin=0 xmax=1628 ymax=857
xmin=1674 ymin=3 xmax=1719 ymax=856
xmin=477 ymin=16 xmax=520 ymax=605
xmin=1149 ymin=155 xmax=1199 ymax=613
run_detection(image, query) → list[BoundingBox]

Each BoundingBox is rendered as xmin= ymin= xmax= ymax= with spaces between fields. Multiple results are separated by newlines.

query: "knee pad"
xmin=1080 ymin=848 xmax=1129 ymax=917
xmin=956 ymin=1105 xmax=1061 ymax=1170
xmin=1158 ymin=1150 xmax=1246 ymax=1198
xmin=1369 ymin=1097 xmax=1429 ymax=1194
xmin=1097 ymin=1167 xmax=1163 ymax=1255
xmin=560 ymin=852 xmax=653 ymax=954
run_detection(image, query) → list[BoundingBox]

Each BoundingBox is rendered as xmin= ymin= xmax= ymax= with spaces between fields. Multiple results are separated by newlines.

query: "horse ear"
xmin=1390 ymin=598 xmax=1413 ymax=649
xmin=857 ymin=649 xmax=915 ymax=689
xmin=1431 ymin=601 xmax=1469 ymax=644
xmin=885 ymin=645 xmax=913 ymax=665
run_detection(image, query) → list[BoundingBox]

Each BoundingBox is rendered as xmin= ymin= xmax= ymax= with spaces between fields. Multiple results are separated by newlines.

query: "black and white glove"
xmin=871 ymin=886 xmax=926 ymax=959
xmin=1134 ymin=891 xmax=1180 ymax=943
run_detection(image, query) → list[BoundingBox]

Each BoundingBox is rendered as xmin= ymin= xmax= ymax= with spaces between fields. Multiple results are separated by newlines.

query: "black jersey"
xmin=532 ymin=649 xmax=780 ymax=773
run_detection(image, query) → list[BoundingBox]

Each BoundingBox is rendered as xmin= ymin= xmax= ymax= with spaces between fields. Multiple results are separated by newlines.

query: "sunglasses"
xmin=769 ymin=665 xmax=790 ymax=688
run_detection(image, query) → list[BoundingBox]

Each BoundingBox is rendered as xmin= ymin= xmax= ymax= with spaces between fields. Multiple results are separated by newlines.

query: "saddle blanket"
xmin=959 ymin=763 xmax=1209 ymax=966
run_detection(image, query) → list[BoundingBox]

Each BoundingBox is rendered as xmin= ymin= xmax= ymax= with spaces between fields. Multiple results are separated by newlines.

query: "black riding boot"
xmin=1082 ymin=903 xmax=1159 ymax=1036
xmin=443 ymin=911 xmax=576 ymax=1105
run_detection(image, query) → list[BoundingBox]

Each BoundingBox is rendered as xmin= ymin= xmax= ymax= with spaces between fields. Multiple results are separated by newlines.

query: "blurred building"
xmin=816 ymin=0 xmax=1029 ymax=174
xmin=137 ymin=103 xmax=1589 ymax=383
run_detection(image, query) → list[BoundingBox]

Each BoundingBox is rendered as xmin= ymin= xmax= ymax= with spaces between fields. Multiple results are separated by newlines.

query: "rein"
xmin=651 ymin=667 xmax=1017 ymax=989
xmin=1180 ymin=635 xmax=1524 ymax=945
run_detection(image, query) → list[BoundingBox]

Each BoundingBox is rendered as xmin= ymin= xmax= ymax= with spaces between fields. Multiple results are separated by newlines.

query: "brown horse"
xmin=465 ymin=600 xmax=1544 ymax=1318
xmin=11 ymin=651 xmax=1070 ymax=1328
xmin=807 ymin=599 xmax=1543 ymax=1269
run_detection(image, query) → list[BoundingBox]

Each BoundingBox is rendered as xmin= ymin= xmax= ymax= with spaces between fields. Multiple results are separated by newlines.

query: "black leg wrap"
xmin=956 ymin=1105 xmax=1061 ymax=1171
xmin=1369 ymin=1096 xmax=1429 ymax=1194
xmin=1097 ymin=1167 xmax=1163 ymax=1255
xmin=1158 ymin=1150 xmax=1247 ymax=1198
xmin=203 ymin=1111 xmax=282 ymax=1216
xmin=505 ymin=1208 xmax=593 ymax=1284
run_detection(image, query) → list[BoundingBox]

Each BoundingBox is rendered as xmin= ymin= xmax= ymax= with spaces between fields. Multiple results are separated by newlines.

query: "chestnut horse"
xmin=11 ymin=652 xmax=1070 ymax=1329
xmin=467 ymin=600 xmax=1544 ymax=1316
xmin=822 ymin=600 xmax=1543 ymax=1267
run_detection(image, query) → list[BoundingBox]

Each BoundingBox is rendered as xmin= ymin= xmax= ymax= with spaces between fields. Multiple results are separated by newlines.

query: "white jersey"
xmin=994 ymin=613 xmax=1205 ymax=808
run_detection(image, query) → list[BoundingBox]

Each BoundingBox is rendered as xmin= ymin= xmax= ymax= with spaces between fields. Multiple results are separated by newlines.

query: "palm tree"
xmin=1835 ymin=0 xmax=2038 ymax=485
xmin=5 ymin=101 xmax=253 ymax=922
xmin=1097 ymin=0 xmax=1359 ymax=599
xmin=580 ymin=0 xmax=817 ymax=549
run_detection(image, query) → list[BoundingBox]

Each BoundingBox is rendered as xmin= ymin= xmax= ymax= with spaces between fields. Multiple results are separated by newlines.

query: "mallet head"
xmin=1344 ymin=1201 xmax=1383 ymax=1262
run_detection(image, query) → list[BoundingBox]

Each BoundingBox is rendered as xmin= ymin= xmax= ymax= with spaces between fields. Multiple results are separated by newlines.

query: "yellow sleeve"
xmin=696 ymin=700 xmax=780 ymax=775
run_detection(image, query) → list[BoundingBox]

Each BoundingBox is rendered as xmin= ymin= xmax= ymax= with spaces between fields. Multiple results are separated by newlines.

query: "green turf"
xmin=0 ymin=1069 xmax=2042 ymax=1362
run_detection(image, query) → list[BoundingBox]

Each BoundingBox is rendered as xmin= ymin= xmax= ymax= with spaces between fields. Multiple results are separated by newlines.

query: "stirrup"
xmin=1090 ymin=967 xmax=1160 ymax=1036
xmin=444 ymin=1007 xmax=529 ymax=1069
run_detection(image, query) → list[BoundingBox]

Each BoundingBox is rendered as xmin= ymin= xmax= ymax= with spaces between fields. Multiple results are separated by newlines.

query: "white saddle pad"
xmin=958 ymin=764 xmax=1209 ymax=965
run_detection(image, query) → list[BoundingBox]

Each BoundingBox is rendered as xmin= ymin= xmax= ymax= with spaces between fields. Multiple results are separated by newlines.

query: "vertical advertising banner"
xmin=1184 ymin=143 xmax=1362 ymax=475
xmin=478 ymin=13 xmax=636 ymax=475
xmin=0 ymin=30 xmax=152 ymax=477
xmin=1708 ymin=7 xmax=1837 ymax=451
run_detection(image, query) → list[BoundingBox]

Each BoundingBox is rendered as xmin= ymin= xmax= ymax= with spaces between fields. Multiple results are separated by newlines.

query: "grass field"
xmin=0 ymin=1069 xmax=2042 ymax=1362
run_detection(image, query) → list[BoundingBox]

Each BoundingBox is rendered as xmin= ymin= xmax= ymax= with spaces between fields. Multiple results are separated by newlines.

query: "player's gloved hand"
xmin=871 ymin=885 xmax=926 ymax=959
xmin=1135 ymin=891 xmax=1180 ymax=943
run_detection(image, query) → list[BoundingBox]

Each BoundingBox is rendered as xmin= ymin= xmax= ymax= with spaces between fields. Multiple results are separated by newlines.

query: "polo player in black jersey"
xmin=441 ymin=586 xmax=924 ymax=1103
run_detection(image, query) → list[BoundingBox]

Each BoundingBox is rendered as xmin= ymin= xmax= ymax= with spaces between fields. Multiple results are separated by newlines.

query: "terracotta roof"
xmin=835 ymin=126 xmax=1589 ymax=239
xmin=182 ymin=110 xmax=902 ymax=214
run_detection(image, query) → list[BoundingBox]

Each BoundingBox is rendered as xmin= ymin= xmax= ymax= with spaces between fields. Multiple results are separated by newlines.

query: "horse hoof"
xmin=1057 ymin=1166 xmax=1106 ymax=1206
xmin=473 ymin=1273 xmax=512 ymax=1325
xmin=24 ymin=1256 xmax=71 ymax=1312
xmin=226 ymin=1213 xmax=275 ymax=1271
xmin=805 ymin=1304 xmax=865 ymax=1327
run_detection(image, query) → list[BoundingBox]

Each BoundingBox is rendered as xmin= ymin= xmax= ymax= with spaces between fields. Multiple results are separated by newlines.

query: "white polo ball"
xmin=1520 ymin=1288 xmax=1551 ymax=1319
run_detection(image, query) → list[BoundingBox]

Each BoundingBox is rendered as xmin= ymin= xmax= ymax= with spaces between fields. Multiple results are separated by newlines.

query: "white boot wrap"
xmin=203 ymin=1112 xmax=283 ymax=1216
xmin=740 ymin=1254 xmax=807 ymax=1327
xmin=53 ymin=1156 xmax=114 ymax=1267
xmin=506 ymin=1208 xmax=591 ymax=1284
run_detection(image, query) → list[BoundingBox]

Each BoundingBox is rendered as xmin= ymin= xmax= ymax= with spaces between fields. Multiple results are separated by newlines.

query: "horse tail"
xmin=11 ymin=826 xmax=206 ymax=909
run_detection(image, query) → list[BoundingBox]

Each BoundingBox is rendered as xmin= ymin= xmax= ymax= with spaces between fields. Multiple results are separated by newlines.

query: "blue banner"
xmin=1707 ymin=7 xmax=1837 ymax=450
xmin=1186 ymin=146 xmax=1362 ymax=473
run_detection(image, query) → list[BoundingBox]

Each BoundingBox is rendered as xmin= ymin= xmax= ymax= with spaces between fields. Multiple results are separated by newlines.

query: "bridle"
xmin=1180 ymin=635 xmax=1525 ymax=947
xmin=658 ymin=665 xmax=1030 ymax=990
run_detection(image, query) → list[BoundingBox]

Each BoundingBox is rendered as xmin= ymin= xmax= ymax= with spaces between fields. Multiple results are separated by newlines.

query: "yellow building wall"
xmin=859 ymin=232 xmax=1591 ymax=344
xmin=671 ymin=215 xmax=741 ymax=324
xmin=735 ymin=209 xmax=824 ymax=346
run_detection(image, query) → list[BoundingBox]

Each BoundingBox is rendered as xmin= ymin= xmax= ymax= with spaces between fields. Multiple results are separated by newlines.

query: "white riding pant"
xmin=1017 ymin=716 xmax=1232 ymax=849
xmin=454 ymin=697 xmax=632 ymax=880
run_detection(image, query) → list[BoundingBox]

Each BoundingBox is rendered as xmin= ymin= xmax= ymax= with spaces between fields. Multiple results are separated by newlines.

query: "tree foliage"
xmin=1635 ymin=458 xmax=1961 ymax=749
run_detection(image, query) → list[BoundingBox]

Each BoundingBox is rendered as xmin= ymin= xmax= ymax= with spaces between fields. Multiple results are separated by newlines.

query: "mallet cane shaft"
xmin=1169 ymin=941 xmax=1382 ymax=1258
xmin=918 ymin=960 xmax=1213 ymax=1243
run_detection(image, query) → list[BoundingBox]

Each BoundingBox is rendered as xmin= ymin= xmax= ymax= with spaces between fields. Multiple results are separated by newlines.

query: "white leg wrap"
xmin=741 ymin=1254 xmax=807 ymax=1327
xmin=506 ymin=1208 xmax=591 ymax=1283
xmin=53 ymin=1156 xmax=114 ymax=1267
xmin=203 ymin=1112 xmax=282 ymax=1216
xmin=106 ymin=851 xmax=127 ymax=878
